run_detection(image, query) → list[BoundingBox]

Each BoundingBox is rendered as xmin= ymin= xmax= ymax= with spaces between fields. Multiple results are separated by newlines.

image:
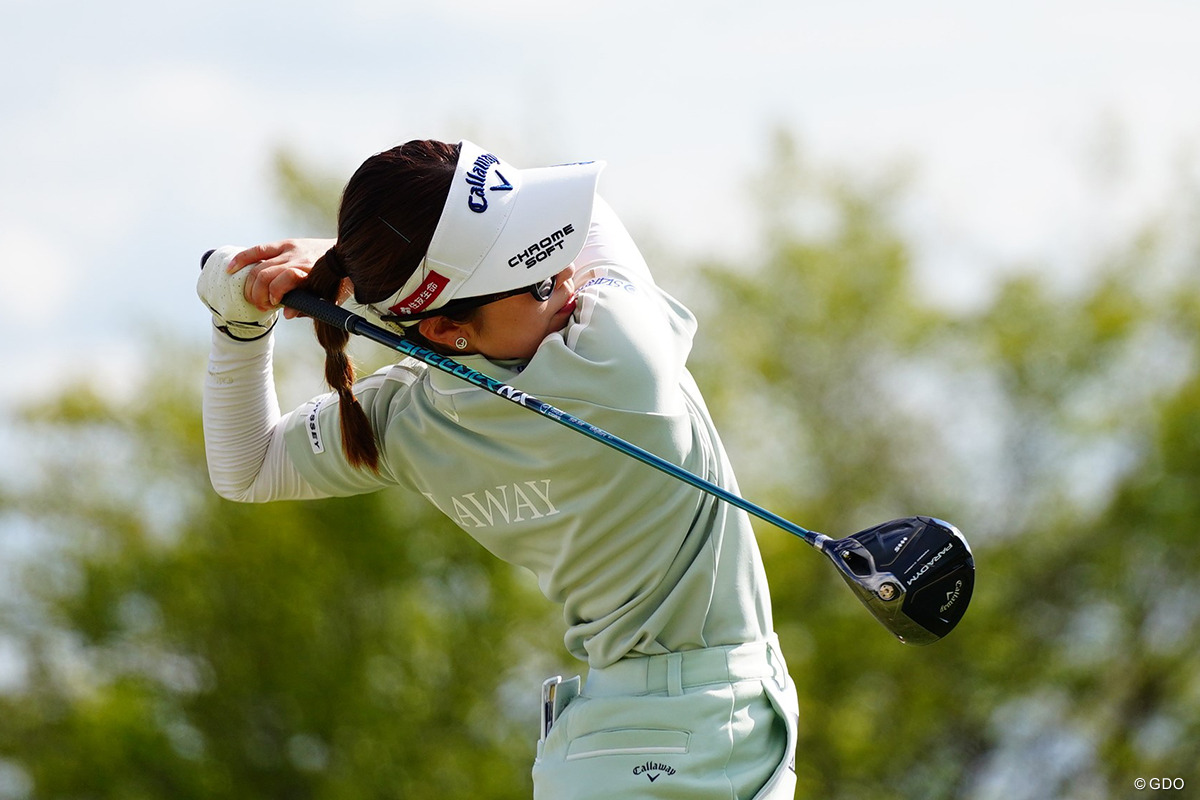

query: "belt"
xmin=584 ymin=635 xmax=788 ymax=698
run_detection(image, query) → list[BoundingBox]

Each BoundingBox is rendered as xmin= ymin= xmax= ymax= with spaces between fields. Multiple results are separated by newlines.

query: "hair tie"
xmin=324 ymin=247 xmax=347 ymax=279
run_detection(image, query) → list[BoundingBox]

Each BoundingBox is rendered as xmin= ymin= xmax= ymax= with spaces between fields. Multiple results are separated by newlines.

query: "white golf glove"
xmin=197 ymin=246 xmax=279 ymax=341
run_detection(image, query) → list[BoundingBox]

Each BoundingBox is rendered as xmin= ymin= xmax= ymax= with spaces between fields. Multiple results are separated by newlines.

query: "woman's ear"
xmin=418 ymin=316 xmax=472 ymax=351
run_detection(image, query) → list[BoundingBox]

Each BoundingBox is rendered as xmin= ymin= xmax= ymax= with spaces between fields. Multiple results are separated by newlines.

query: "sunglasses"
xmin=381 ymin=274 xmax=557 ymax=323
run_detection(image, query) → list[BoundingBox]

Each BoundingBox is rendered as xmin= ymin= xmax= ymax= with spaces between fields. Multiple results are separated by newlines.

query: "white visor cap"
xmin=373 ymin=140 xmax=605 ymax=322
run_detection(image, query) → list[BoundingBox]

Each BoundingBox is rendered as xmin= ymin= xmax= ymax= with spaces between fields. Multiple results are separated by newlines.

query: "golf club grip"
xmin=278 ymin=289 xmax=824 ymax=547
xmin=281 ymin=288 xmax=357 ymax=332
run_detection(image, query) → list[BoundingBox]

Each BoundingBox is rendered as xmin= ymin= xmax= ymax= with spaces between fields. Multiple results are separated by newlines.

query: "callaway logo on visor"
xmin=464 ymin=152 xmax=513 ymax=213
xmin=370 ymin=139 xmax=604 ymax=326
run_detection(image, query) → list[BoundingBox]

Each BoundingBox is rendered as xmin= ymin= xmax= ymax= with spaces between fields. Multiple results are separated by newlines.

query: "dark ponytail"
xmin=300 ymin=139 xmax=459 ymax=472
xmin=303 ymin=247 xmax=380 ymax=472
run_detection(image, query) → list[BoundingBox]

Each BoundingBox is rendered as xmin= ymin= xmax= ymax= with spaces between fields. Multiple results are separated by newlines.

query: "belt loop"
xmin=666 ymin=653 xmax=683 ymax=697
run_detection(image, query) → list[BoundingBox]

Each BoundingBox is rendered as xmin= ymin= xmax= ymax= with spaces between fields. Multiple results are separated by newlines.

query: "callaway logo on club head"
xmin=939 ymin=580 xmax=964 ymax=613
xmin=464 ymin=152 xmax=512 ymax=213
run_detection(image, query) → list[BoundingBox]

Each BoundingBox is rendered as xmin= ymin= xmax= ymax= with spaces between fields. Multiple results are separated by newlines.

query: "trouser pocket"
xmin=566 ymin=727 xmax=691 ymax=760
xmin=750 ymin=675 xmax=799 ymax=800
xmin=534 ymin=688 xmax=744 ymax=799
xmin=536 ymin=675 xmax=580 ymax=762
xmin=534 ymin=709 xmax=698 ymax=800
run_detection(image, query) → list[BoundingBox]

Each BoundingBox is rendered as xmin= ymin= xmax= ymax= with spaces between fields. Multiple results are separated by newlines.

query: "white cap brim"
xmin=374 ymin=140 xmax=604 ymax=321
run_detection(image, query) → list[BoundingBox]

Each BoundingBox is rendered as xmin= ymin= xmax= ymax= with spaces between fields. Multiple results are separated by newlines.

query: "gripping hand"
xmin=197 ymin=246 xmax=280 ymax=341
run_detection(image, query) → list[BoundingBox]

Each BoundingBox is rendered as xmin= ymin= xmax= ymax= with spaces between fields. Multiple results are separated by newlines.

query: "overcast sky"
xmin=2 ymin=0 xmax=1198 ymax=407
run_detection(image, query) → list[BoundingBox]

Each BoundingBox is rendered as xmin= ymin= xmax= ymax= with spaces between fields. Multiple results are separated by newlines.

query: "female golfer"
xmin=198 ymin=138 xmax=799 ymax=798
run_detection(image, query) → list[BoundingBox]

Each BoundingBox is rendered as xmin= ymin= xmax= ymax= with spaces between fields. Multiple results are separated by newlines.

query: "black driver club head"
xmin=823 ymin=516 xmax=974 ymax=645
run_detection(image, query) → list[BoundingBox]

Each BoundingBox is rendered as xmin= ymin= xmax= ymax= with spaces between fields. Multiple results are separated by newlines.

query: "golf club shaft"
xmin=281 ymin=289 xmax=830 ymax=550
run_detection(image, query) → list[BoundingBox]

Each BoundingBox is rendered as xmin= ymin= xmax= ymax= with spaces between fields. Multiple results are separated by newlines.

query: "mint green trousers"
xmin=533 ymin=636 xmax=798 ymax=799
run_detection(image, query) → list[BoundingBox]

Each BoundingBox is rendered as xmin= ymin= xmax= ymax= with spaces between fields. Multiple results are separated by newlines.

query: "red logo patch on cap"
xmin=389 ymin=271 xmax=450 ymax=315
